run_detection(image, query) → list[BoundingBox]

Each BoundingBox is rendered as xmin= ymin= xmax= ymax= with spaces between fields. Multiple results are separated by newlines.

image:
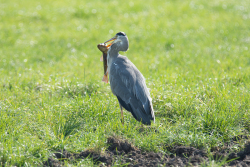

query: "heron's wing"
xmin=133 ymin=72 xmax=154 ymax=119
xmin=109 ymin=56 xmax=154 ymax=124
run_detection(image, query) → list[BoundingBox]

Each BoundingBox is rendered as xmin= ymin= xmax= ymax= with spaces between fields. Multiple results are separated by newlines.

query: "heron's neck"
xmin=108 ymin=44 xmax=119 ymax=58
xmin=107 ymin=45 xmax=119 ymax=62
xmin=107 ymin=45 xmax=119 ymax=73
xmin=107 ymin=50 xmax=118 ymax=65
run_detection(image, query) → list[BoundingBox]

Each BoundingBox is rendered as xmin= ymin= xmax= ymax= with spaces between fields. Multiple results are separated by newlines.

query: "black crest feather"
xmin=116 ymin=32 xmax=126 ymax=36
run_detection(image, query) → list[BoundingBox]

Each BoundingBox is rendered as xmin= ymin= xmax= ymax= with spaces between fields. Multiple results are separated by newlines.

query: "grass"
xmin=0 ymin=0 xmax=250 ymax=166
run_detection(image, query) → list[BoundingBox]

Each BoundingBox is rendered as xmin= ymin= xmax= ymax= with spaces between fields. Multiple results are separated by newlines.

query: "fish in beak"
xmin=97 ymin=35 xmax=117 ymax=83
xmin=99 ymin=36 xmax=117 ymax=61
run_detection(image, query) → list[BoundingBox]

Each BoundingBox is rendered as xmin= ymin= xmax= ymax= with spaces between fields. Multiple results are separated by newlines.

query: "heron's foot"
xmin=120 ymin=106 xmax=124 ymax=125
xmin=136 ymin=126 xmax=158 ymax=133
xmin=121 ymin=118 xmax=124 ymax=125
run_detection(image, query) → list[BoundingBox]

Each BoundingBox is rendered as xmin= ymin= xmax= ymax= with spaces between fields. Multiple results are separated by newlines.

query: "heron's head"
xmin=104 ymin=32 xmax=129 ymax=52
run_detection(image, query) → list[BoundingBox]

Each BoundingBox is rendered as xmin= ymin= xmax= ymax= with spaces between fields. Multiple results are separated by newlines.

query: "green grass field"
xmin=0 ymin=0 xmax=250 ymax=166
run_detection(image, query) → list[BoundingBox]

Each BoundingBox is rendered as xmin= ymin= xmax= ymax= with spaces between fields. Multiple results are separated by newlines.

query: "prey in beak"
xmin=99 ymin=35 xmax=117 ymax=61
xmin=97 ymin=35 xmax=117 ymax=83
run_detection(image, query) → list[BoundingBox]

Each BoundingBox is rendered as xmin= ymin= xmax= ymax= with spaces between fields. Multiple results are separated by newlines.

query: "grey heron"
xmin=103 ymin=32 xmax=155 ymax=125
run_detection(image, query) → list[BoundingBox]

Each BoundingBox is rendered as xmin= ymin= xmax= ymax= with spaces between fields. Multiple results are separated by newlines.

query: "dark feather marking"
xmin=116 ymin=96 xmax=139 ymax=121
xmin=116 ymin=96 xmax=152 ymax=125
xmin=116 ymin=32 xmax=126 ymax=36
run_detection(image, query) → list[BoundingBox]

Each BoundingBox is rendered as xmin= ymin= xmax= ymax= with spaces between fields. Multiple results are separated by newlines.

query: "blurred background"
xmin=0 ymin=0 xmax=249 ymax=84
xmin=0 ymin=0 xmax=250 ymax=166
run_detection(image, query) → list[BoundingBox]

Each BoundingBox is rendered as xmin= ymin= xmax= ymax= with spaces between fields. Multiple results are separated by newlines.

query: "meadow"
xmin=0 ymin=0 xmax=250 ymax=166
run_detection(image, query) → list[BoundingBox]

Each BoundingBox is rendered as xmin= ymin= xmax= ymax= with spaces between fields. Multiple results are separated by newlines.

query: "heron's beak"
xmin=104 ymin=36 xmax=117 ymax=48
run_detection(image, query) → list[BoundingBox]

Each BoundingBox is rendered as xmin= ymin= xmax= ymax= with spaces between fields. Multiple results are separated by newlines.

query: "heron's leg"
xmin=119 ymin=103 xmax=124 ymax=125
xmin=121 ymin=108 xmax=124 ymax=125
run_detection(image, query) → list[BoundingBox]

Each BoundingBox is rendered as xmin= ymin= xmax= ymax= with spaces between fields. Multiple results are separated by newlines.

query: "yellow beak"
xmin=104 ymin=36 xmax=117 ymax=47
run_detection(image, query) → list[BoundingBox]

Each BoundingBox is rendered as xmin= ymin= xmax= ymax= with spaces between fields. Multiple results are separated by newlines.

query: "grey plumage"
xmin=104 ymin=32 xmax=155 ymax=125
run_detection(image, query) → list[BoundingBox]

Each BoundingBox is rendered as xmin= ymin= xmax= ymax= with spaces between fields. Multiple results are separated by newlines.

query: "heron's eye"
xmin=116 ymin=32 xmax=126 ymax=36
